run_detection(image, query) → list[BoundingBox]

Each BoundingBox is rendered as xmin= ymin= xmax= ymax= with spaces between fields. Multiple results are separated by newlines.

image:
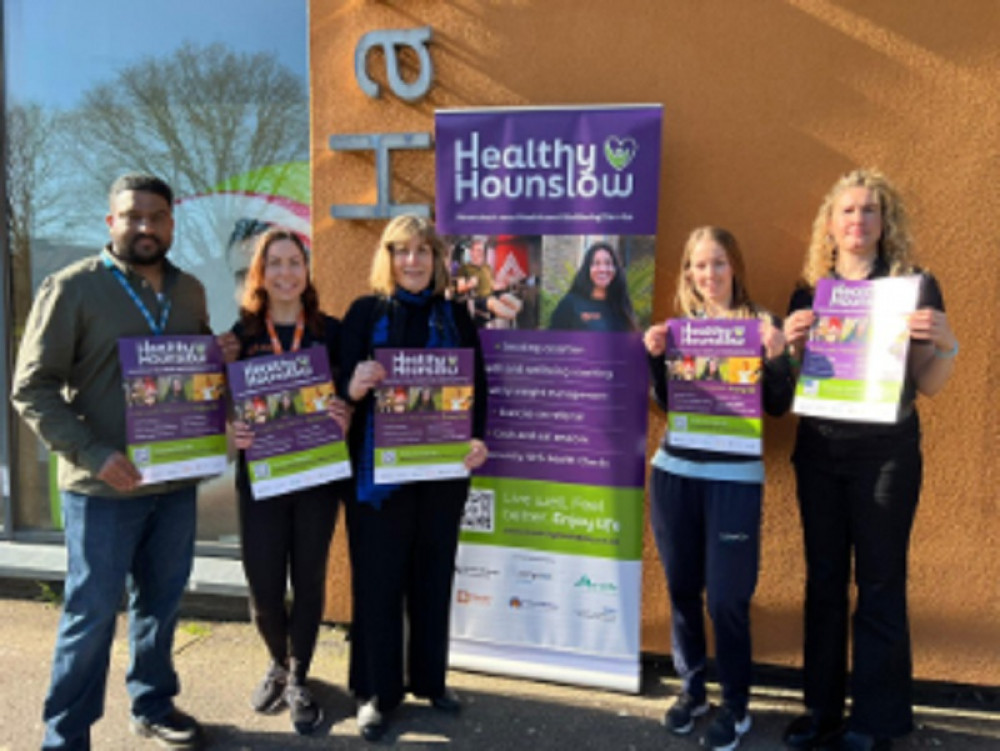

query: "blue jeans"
xmin=42 ymin=487 xmax=197 ymax=750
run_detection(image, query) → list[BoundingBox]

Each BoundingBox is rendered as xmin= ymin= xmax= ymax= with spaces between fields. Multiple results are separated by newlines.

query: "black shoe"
xmin=663 ymin=692 xmax=710 ymax=735
xmin=784 ymin=713 xmax=843 ymax=749
xmin=704 ymin=706 xmax=752 ymax=751
xmin=357 ymin=698 xmax=387 ymax=742
xmin=129 ymin=708 xmax=202 ymax=749
xmin=836 ymin=730 xmax=893 ymax=751
xmin=250 ymin=662 xmax=288 ymax=713
xmin=285 ymin=678 xmax=323 ymax=735
xmin=429 ymin=688 xmax=462 ymax=714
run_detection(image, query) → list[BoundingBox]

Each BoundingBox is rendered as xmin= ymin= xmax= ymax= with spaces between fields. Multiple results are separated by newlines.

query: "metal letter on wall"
xmin=354 ymin=27 xmax=434 ymax=102
xmin=328 ymin=133 xmax=432 ymax=219
xmin=330 ymin=26 xmax=435 ymax=220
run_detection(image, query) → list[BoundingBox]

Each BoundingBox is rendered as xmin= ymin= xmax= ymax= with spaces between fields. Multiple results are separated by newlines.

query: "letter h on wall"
xmin=329 ymin=27 xmax=434 ymax=219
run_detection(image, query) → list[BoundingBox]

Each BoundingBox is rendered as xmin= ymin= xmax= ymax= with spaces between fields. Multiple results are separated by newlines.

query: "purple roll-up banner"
xmin=372 ymin=348 xmax=475 ymax=484
xmin=227 ymin=346 xmax=350 ymax=500
xmin=437 ymin=105 xmax=662 ymax=693
xmin=119 ymin=335 xmax=227 ymax=484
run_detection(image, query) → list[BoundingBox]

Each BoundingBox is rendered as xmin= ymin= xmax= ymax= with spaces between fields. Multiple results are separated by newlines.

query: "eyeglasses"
xmin=389 ymin=244 xmax=432 ymax=261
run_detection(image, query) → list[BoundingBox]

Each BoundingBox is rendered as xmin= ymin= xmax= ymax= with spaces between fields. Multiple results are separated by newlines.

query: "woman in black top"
xmin=549 ymin=241 xmax=638 ymax=332
xmin=781 ymin=170 xmax=957 ymax=751
xmin=222 ymin=228 xmax=350 ymax=736
xmin=338 ymin=215 xmax=488 ymax=741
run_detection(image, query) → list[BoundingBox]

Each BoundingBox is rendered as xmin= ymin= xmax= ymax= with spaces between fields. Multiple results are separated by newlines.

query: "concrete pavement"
xmin=0 ymin=587 xmax=996 ymax=750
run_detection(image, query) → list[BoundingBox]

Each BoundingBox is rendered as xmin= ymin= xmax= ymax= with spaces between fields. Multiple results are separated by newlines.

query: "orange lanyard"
xmin=265 ymin=312 xmax=305 ymax=354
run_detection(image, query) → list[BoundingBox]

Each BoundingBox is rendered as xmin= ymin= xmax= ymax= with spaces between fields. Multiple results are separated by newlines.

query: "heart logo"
xmin=604 ymin=136 xmax=638 ymax=171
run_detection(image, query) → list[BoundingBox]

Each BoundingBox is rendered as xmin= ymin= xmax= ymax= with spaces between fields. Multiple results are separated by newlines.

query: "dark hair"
xmin=567 ymin=242 xmax=638 ymax=330
xmin=238 ymin=228 xmax=324 ymax=338
xmin=108 ymin=173 xmax=173 ymax=207
xmin=227 ymin=218 xmax=273 ymax=250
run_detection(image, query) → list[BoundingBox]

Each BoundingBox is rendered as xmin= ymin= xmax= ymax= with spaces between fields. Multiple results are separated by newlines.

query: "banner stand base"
xmin=449 ymin=637 xmax=640 ymax=694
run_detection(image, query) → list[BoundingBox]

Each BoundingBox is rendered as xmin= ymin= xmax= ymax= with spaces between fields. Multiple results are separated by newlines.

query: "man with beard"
xmin=12 ymin=174 xmax=213 ymax=750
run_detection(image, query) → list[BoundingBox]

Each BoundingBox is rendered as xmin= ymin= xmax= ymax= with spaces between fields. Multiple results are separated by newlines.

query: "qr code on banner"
xmin=461 ymin=488 xmax=495 ymax=533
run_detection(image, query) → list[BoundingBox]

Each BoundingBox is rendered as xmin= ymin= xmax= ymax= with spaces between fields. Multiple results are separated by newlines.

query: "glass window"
xmin=3 ymin=0 xmax=309 ymax=544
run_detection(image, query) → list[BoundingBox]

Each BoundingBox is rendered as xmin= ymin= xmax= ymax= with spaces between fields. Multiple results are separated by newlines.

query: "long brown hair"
xmin=238 ymin=228 xmax=324 ymax=337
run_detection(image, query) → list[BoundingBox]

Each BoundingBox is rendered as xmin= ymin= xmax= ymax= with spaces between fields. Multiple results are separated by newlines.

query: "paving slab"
xmin=0 ymin=594 xmax=996 ymax=750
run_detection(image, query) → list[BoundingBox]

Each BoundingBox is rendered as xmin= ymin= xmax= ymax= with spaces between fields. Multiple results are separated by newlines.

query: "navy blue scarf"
xmin=356 ymin=289 xmax=460 ymax=507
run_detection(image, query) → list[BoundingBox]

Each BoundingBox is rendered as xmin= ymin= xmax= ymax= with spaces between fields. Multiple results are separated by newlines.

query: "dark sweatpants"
xmin=649 ymin=468 xmax=761 ymax=716
xmin=794 ymin=436 xmax=922 ymax=738
xmin=238 ymin=480 xmax=341 ymax=682
xmin=346 ymin=478 xmax=468 ymax=712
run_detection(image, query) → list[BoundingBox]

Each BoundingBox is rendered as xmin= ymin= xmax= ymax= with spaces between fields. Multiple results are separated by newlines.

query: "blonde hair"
xmin=803 ymin=168 xmax=916 ymax=286
xmin=369 ymin=215 xmax=450 ymax=296
xmin=675 ymin=226 xmax=758 ymax=318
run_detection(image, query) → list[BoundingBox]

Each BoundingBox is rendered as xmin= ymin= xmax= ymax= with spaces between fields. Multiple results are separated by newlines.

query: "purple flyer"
xmin=794 ymin=276 xmax=921 ymax=422
xmin=665 ymin=319 xmax=763 ymax=455
xmin=119 ymin=335 xmax=227 ymax=483
xmin=227 ymin=347 xmax=350 ymax=500
xmin=373 ymin=348 xmax=475 ymax=483
xmin=435 ymin=106 xmax=662 ymax=236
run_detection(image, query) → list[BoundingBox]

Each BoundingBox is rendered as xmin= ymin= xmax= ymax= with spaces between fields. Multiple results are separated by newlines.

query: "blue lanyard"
xmin=102 ymin=253 xmax=171 ymax=335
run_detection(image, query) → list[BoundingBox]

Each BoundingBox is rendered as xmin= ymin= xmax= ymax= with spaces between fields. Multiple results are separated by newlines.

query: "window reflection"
xmin=3 ymin=0 xmax=310 ymax=542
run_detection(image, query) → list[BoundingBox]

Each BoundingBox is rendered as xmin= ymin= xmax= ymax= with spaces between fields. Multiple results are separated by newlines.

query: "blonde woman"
xmin=338 ymin=215 xmax=488 ymax=741
xmin=782 ymin=170 xmax=957 ymax=751
xmin=643 ymin=226 xmax=792 ymax=751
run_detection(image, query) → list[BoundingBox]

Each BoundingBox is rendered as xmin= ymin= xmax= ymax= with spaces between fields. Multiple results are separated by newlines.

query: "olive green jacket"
xmin=11 ymin=247 xmax=210 ymax=497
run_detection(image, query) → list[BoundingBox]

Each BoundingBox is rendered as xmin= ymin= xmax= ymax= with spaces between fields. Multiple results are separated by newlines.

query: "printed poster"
xmin=794 ymin=276 xmax=921 ymax=422
xmin=373 ymin=348 xmax=475 ymax=484
xmin=436 ymin=105 xmax=662 ymax=692
xmin=227 ymin=347 xmax=350 ymax=500
xmin=666 ymin=319 xmax=763 ymax=455
xmin=119 ymin=335 xmax=226 ymax=483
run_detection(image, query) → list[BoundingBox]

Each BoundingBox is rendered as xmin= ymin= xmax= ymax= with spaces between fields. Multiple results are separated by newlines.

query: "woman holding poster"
xmin=223 ymin=228 xmax=350 ymax=736
xmin=339 ymin=215 xmax=488 ymax=741
xmin=782 ymin=170 xmax=957 ymax=751
xmin=550 ymin=241 xmax=638 ymax=332
xmin=643 ymin=227 xmax=792 ymax=751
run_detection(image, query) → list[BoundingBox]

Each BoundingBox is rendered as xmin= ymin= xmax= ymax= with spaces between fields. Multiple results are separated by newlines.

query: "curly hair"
xmin=370 ymin=215 xmax=450 ymax=297
xmin=802 ymin=168 xmax=916 ymax=287
xmin=674 ymin=226 xmax=760 ymax=318
xmin=238 ymin=228 xmax=324 ymax=338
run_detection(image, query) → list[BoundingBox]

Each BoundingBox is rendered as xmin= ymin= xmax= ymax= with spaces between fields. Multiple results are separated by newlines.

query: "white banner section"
xmin=448 ymin=546 xmax=641 ymax=693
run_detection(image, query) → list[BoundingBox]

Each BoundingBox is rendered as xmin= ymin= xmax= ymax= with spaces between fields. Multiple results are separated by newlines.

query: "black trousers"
xmin=238 ymin=480 xmax=341 ymax=681
xmin=345 ymin=478 xmax=468 ymax=712
xmin=793 ymin=434 xmax=922 ymax=738
xmin=649 ymin=469 xmax=761 ymax=716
